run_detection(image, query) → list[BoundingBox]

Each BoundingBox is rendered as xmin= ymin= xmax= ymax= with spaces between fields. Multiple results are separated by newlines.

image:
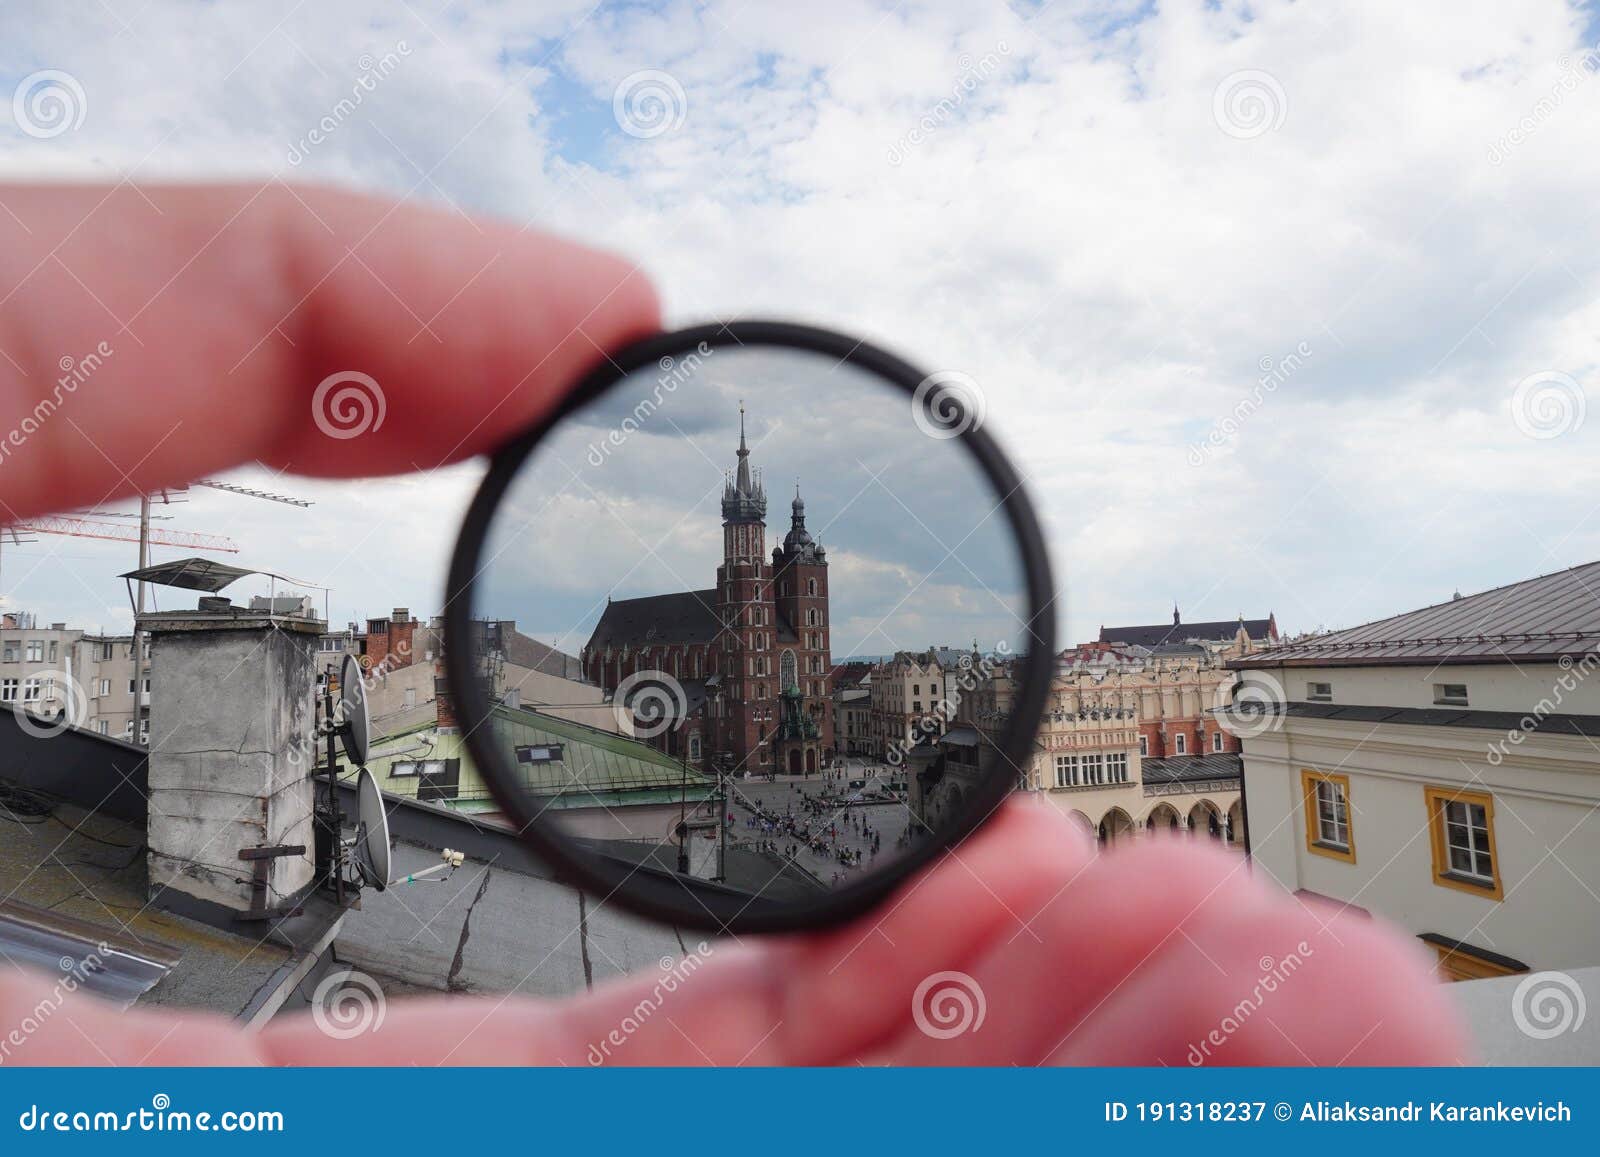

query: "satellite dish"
xmin=339 ymin=652 xmax=370 ymax=765
xmin=353 ymin=767 xmax=392 ymax=891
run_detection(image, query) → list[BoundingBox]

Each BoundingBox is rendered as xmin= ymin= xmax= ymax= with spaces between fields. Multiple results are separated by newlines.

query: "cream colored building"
xmin=0 ymin=614 xmax=151 ymax=743
xmin=1234 ymin=562 xmax=1600 ymax=981
xmin=953 ymin=651 xmax=1245 ymax=847
xmin=869 ymin=651 xmax=947 ymax=759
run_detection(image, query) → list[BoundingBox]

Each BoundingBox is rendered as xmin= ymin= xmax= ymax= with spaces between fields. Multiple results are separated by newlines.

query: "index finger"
xmin=0 ymin=182 xmax=659 ymax=521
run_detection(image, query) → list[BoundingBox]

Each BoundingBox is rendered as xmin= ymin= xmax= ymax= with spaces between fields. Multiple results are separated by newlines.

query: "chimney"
xmin=389 ymin=607 xmax=415 ymax=670
xmin=434 ymin=662 xmax=457 ymax=731
xmin=143 ymin=601 xmax=322 ymax=914
xmin=364 ymin=615 xmax=392 ymax=672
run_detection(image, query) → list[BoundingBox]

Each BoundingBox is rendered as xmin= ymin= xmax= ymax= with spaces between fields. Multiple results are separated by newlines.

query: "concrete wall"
xmin=146 ymin=617 xmax=320 ymax=912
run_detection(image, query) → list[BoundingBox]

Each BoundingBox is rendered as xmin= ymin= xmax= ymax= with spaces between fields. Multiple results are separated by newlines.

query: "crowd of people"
xmin=728 ymin=770 xmax=895 ymax=883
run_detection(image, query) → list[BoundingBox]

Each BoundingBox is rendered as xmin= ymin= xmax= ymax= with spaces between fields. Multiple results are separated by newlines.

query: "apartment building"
xmin=1233 ymin=562 xmax=1600 ymax=980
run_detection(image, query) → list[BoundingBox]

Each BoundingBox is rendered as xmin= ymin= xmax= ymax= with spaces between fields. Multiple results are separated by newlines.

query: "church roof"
xmin=586 ymin=589 xmax=722 ymax=650
xmin=1099 ymin=614 xmax=1275 ymax=648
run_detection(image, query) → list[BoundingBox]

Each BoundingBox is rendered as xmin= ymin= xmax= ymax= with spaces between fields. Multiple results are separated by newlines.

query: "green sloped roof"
xmin=488 ymin=703 xmax=713 ymax=806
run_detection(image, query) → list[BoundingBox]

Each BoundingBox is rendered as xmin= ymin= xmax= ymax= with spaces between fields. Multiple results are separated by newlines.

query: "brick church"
xmin=581 ymin=406 xmax=834 ymax=776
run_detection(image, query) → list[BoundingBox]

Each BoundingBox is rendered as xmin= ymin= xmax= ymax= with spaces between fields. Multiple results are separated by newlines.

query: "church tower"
xmin=772 ymin=482 xmax=833 ymax=774
xmin=716 ymin=404 xmax=773 ymax=772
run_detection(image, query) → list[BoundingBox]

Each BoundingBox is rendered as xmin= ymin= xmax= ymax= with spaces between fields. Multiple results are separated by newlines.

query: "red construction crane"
xmin=10 ymin=515 xmax=239 ymax=553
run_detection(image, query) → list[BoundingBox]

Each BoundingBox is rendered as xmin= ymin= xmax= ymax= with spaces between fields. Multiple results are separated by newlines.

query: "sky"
xmin=1 ymin=0 xmax=1599 ymax=649
xmin=473 ymin=348 xmax=1028 ymax=659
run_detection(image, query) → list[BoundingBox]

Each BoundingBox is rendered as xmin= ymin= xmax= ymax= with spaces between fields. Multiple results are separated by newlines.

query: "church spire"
xmin=722 ymin=401 xmax=766 ymax=524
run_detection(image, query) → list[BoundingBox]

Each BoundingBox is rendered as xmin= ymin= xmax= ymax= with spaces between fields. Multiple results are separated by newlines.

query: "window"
xmin=389 ymin=760 xmax=421 ymax=778
xmin=22 ymin=678 xmax=41 ymax=702
xmin=807 ymin=578 xmax=817 ymax=596
xmin=1054 ymin=754 xmax=1077 ymax=788
xmin=1433 ymin=683 xmax=1469 ymax=707
xmin=128 ymin=679 xmax=137 ymax=695
xmin=688 ymin=735 xmax=702 ymax=760
xmin=123 ymin=720 xmax=134 ymax=739
xmin=1300 ymin=770 xmax=1355 ymax=862
xmin=97 ymin=678 xmax=110 ymax=697
xmin=137 ymin=721 xmax=148 ymax=745
xmin=0 ymin=679 xmax=14 ymax=700
xmin=1307 ymin=681 xmax=1333 ymax=702
xmin=99 ymin=642 xmax=115 ymax=661
xmin=1425 ymin=786 xmax=1501 ymax=899
xmin=47 ymin=641 xmax=56 ymax=662
xmin=1173 ymin=732 xmax=1186 ymax=755
xmin=1 ymin=642 xmax=15 ymax=663
xmin=25 ymin=641 xmax=42 ymax=662
xmin=515 ymin=744 xmax=565 ymax=764
xmin=1137 ymin=735 xmax=1148 ymax=757
xmin=1081 ymin=752 xmax=1104 ymax=785
xmin=1212 ymin=730 xmax=1224 ymax=753
xmin=1106 ymin=752 xmax=1128 ymax=783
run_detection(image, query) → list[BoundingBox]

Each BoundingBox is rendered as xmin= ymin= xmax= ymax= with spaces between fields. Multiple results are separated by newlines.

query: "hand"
xmin=0 ymin=185 xmax=1466 ymax=1066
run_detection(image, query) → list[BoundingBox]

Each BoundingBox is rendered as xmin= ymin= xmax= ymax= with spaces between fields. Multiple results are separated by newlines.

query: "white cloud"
xmin=2 ymin=0 xmax=1598 ymax=642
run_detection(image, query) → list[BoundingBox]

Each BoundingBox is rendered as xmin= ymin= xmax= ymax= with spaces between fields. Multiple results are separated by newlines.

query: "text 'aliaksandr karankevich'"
xmin=1300 ymin=1101 xmax=1572 ymax=1123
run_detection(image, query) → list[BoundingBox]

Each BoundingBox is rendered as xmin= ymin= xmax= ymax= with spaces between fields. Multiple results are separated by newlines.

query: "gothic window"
xmin=780 ymin=649 xmax=798 ymax=692
xmin=808 ymin=578 xmax=817 ymax=596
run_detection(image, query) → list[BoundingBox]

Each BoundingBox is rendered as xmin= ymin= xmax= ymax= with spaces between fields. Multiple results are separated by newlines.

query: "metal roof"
xmin=120 ymin=556 xmax=324 ymax=592
xmin=0 ymin=900 xmax=178 ymax=1008
xmin=1234 ymin=560 xmax=1600 ymax=668
xmin=1140 ymin=752 xmax=1243 ymax=784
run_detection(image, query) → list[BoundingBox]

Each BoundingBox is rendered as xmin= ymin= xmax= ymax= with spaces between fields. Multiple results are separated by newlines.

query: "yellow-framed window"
xmin=1424 ymin=786 xmax=1503 ymax=901
xmin=1300 ymin=769 xmax=1355 ymax=863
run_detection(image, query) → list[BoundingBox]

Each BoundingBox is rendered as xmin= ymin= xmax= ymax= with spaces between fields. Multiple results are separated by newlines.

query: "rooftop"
xmin=1234 ymin=560 xmax=1600 ymax=668
xmin=1100 ymin=610 xmax=1276 ymax=649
